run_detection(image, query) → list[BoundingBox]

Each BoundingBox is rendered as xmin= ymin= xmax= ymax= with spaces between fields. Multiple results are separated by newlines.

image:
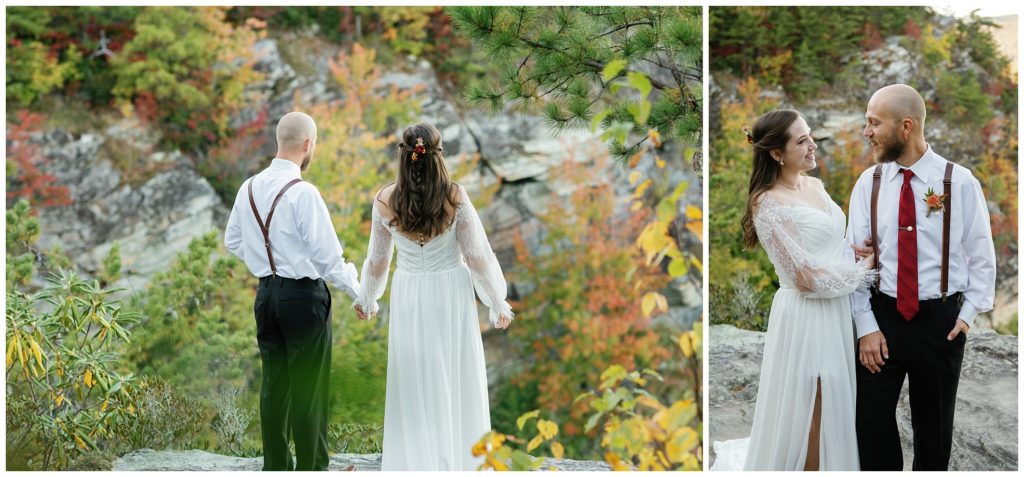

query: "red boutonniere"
xmin=922 ymin=188 xmax=947 ymax=217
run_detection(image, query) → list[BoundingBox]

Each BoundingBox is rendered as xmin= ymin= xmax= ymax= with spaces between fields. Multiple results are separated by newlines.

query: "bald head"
xmin=276 ymin=112 xmax=317 ymax=153
xmin=867 ymin=84 xmax=926 ymax=134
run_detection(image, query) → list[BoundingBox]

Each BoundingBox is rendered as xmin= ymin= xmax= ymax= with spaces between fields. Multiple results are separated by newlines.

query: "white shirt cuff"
xmin=854 ymin=310 xmax=880 ymax=339
xmin=958 ymin=300 xmax=979 ymax=327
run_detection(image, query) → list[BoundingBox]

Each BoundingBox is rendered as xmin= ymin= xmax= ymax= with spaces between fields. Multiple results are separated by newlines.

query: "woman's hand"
xmin=496 ymin=315 xmax=512 ymax=329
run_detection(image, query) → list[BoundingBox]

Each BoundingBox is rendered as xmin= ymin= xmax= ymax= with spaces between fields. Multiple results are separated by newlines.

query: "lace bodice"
xmin=353 ymin=185 xmax=514 ymax=326
xmin=753 ymin=186 xmax=875 ymax=298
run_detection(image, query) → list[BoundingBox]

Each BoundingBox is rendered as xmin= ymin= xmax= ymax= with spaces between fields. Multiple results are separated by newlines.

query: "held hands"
xmin=495 ymin=315 xmax=512 ymax=330
xmin=353 ymin=303 xmax=377 ymax=321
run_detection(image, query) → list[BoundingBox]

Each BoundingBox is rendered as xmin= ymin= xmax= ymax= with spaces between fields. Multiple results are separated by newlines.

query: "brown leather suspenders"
xmin=869 ymin=162 xmax=954 ymax=300
xmin=941 ymin=161 xmax=953 ymax=301
xmin=871 ymin=165 xmax=882 ymax=287
xmin=248 ymin=178 xmax=304 ymax=275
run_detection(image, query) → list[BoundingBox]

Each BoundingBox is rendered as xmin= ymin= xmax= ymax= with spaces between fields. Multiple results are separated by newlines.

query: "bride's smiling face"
xmin=772 ymin=116 xmax=817 ymax=172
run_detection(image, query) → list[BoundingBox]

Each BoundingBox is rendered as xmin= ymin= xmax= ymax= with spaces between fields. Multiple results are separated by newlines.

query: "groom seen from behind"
xmin=224 ymin=112 xmax=362 ymax=471
xmin=847 ymin=84 xmax=996 ymax=471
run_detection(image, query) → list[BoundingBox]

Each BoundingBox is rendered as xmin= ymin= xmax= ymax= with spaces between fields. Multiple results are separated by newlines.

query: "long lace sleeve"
xmin=353 ymin=200 xmax=394 ymax=315
xmin=754 ymin=198 xmax=876 ymax=299
xmin=455 ymin=186 xmax=514 ymax=327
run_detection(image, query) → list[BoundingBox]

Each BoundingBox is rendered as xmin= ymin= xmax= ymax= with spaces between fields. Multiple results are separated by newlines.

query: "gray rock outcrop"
xmin=29 ymin=127 xmax=225 ymax=294
xmin=709 ymin=324 xmax=1018 ymax=471
xmin=111 ymin=449 xmax=612 ymax=471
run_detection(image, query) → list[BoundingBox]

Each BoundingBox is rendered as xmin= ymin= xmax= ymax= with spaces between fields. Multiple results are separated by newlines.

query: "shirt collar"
xmin=269 ymin=158 xmax=302 ymax=175
xmin=885 ymin=144 xmax=938 ymax=183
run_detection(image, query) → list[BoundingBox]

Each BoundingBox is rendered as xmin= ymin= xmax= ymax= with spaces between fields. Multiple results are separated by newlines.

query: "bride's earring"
xmin=780 ymin=159 xmax=785 ymax=166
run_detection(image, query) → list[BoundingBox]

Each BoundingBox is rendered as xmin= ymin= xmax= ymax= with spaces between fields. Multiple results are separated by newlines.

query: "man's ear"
xmin=902 ymin=118 xmax=914 ymax=139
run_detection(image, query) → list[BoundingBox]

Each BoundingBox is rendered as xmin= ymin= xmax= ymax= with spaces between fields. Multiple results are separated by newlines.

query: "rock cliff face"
xmin=709 ymin=324 xmax=1018 ymax=471
xmin=111 ymin=449 xmax=612 ymax=471
xmin=24 ymin=36 xmax=702 ymax=320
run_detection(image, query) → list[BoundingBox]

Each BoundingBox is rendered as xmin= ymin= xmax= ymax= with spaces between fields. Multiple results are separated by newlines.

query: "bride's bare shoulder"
xmin=374 ymin=183 xmax=397 ymax=210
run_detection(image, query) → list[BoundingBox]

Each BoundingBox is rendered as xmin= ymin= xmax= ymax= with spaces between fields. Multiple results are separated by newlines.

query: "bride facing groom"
xmin=225 ymin=113 xmax=513 ymax=471
xmin=713 ymin=84 xmax=995 ymax=471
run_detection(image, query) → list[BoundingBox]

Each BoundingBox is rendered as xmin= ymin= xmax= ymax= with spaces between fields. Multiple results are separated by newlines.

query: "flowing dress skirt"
xmin=713 ymin=287 xmax=860 ymax=471
xmin=380 ymin=264 xmax=490 ymax=471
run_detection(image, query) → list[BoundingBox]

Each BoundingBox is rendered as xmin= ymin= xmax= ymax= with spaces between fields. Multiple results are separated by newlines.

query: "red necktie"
xmin=897 ymin=168 xmax=919 ymax=321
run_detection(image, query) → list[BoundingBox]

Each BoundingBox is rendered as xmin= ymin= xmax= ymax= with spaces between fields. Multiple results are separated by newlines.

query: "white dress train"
xmin=712 ymin=184 xmax=873 ymax=471
xmin=353 ymin=185 xmax=513 ymax=471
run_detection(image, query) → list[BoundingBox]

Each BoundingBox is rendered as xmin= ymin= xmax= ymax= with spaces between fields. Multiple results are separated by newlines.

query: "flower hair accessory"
xmin=922 ymin=188 xmax=947 ymax=217
xmin=409 ymin=137 xmax=426 ymax=162
xmin=742 ymin=125 xmax=754 ymax=145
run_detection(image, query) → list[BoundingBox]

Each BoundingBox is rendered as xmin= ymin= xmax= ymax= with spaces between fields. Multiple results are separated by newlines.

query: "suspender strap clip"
xmin=248 ymin=177 xmax=304 ymax=276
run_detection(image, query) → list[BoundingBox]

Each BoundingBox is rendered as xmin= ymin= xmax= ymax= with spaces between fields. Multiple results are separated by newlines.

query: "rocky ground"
xmin=709 ymin=324 xmax=1018 ymax=471
xmin=112 ymin=449 xmax=612 ymax=471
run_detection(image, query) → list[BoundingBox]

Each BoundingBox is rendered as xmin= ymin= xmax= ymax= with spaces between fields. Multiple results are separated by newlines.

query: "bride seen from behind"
xmin=712 ymin=109 xmax=875 ymax=471
xmin=352 ymin=123 xmax=514 ymax=471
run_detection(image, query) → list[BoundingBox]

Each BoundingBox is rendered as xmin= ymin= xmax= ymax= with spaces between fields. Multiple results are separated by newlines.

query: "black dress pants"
xmin=254 ymin=275 xmax=332 ymax=471
xmin=855 ymin=291 xmax=965 ymax=471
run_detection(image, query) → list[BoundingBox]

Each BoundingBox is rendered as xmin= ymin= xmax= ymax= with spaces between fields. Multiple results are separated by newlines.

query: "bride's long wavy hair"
xmin=741 ymin=109 xmax=801 ymax=250
xmin=388 ymin=123 xmax=458 ymax=237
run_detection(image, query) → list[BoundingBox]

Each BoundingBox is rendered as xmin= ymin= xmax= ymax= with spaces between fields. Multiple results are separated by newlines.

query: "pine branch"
xmin=591 ymin=20 xmax=655 ymax=41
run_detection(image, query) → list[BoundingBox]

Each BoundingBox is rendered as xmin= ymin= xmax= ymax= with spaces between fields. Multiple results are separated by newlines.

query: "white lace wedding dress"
xmin=712 ymin=183 xmax=873 ymax=471
xmin=353 ymin=185 xmax=513 ymax=471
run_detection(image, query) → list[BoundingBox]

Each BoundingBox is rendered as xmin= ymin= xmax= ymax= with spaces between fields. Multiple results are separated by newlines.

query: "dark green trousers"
xmin=254 ymin=275 xmax=332 ymax=471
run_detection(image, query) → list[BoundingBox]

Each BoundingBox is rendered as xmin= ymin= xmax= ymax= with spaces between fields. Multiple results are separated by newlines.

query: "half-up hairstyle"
xmin=740 ymin=109 xmax=801 ymax=249
xmin=388 ymin=123 xmax=458 ymax=237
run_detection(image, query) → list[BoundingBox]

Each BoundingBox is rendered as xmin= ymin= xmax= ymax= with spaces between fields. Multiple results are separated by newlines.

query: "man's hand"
xmin=858 ymin=330 xmax=888 ymax=373
xmin=852 ymin=238 xmax=873 ymax=262
xmin=947 ymin=319 xmax=970 ymax=341
xmin=496 ymin=316 xmax=512 ymax=330
xmin=354 ymin=304 xmax=369 ymax=321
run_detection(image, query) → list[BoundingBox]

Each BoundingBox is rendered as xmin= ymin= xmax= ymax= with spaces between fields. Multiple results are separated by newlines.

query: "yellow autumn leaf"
xmin=127 ymin=404 xmax=136 ymax=415
xmin=6 ymin=336 xmax=16 ymax=367
xmin=55 ymin=394 xmax=64 ymax=407
xmin=641 ymin=292 xmax=658 ymax=317
xmin=551 ymin=442 xmax=564 ymax=459
xmin=527 ymin=434 xmax=544 ymax=452
xmin=630 ymin=200 xmax=643 ymax=212
xmin=678 ymin=334 xmax=694 ymax=358
xmin=100 ymin=398 xmax=109 ymax=412
xmin=648 ymin=129 xmax=662 ymax=148
xmin=655 ymin=156 xmax=666 ymax=169
xmin=665 ymin=427 xmax=700 ymax=463
xmin=628 ymin=171 xmax=642 ymax=185
xmin=634 ymin=179 xmax=652 ymax=198
xmin=74 ymin=435 xmax=87 ymax=450
xmin=635 ymin=394 xmax=666 ymax=411
xmin=656 ymin=400 xmax=698 ymax=432
xmin=84 ymin=369 xmax=94 ymax=388
xmin=655 ymin=293 xmax=668 ymax=313
xmin=29 ymin=338 xmax=43 ymax=367
xmin=685 ymin=204 xmax=702 ymax=220
xmin=686 ymin=219 xmax=702 ymax=239
xmin=605 ymin=452 xmax=631 ymax=471
xmin=537 ymin=419 xmax=558 ymax=440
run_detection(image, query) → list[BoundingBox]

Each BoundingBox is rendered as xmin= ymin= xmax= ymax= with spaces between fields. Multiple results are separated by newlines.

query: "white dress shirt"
xmin=846 ymin=146 xmax=996 ymax=338
xmin=224 ymin=159 xmax=360 ymax=300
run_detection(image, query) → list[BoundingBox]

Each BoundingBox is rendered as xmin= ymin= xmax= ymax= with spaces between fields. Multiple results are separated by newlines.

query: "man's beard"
xmin=300 ymin=152 xmax=312 ymax=171
xmin=875 ymin=129 xmax=906 ymax=163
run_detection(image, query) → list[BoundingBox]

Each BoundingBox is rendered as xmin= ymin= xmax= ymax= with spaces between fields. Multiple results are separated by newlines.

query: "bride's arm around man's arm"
xmin=754 ymin=194 xmax=876 ymax=300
